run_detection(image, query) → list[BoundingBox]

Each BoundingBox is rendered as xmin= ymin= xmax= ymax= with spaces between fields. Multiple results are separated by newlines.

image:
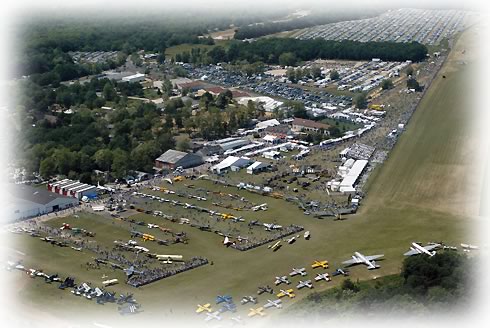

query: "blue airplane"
xmin=215 ymin=295 xmax=233 ymax=304
xmin=332 ymin=268 xmax=350 ymax=277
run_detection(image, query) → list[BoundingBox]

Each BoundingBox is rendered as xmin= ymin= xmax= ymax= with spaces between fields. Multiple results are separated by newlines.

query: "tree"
xmin=176 ymin=136 xmax=191 ymax=152
xmin=111 ymin=149 xmax=129 ymax=179
xmin=278 ymin=52 xmax=297 ymax=67
xmin=406 ymin=65 xmax=414 ymax=77
xmin=328 ymin=126 xmax=342 ymax=138
xmin=381 ymin=79 xmax=394 ymax=90
xmin=354 ymin=93 xmax=368 ymax=109
xmin=103 ymin=82 xmax=117 ymax=101
xmin=94 ymin=149 xmax=113 ymax=171
xmin=329 ymin=70 xmax=340 ymax=80
xmin=39 ymin=157 xmax=57 ymax=178
xmin=341 ymin=279 xmax=360 ymax=293
xmin=311 ymin=65 xmax=322 ymax=79
xmin=407 ymin=78 xmax=421 ymax=91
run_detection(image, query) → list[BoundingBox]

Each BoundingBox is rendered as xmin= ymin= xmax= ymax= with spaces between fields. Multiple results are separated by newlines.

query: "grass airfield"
xmin=4 ymin=26 xmax=483 ymax=325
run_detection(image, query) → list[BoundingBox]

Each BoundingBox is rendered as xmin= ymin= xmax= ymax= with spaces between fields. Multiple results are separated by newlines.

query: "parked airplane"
xmin=257 ymin=286 xmax=274 ymax=295
xmin=216 ymin=295 xmax=233 ymax=304
xmin=269 ymin=241 xmax=281 ymax=251
xmin=274 ymin=276 xmax=291 ymax=285
xmin=248 ymin=307 xmax=266 ymax=317
xmin=315 ymin=273 xmax=331 ymax=282
xmin=204 ymin=311 xmax=222 ymax=321
xmin=251 ymin=203 xmax=268 ymax=211
xmin=277 ymin=289 xmax=295 ymax=299
xmin=196 ymin=303 xmax=212 ymax=314
xmin=332 ymin=268 xmax=350 ymax=277
xmin=123 ymin=266 xmax=142 ymax=277
xmin=286 ymin=236 xmax=296 ymax=244
xmin=263 ymin=223 xmax=282 ymax=231
xmin=296 ymin=280 xmax=314 ymax=289
xmin=289 ymin=268 xmax=307 ymax=277
xmin=342 ymin=252 xmax=384 ymax=270
xmin=240 ymin=296 xmax=258 ymax=305
xmin=102 ymin=279 xmax=118 ymax=287
xmin=304 ymin=231 xmax=311 ymax=240
xmin=404 ymin=242 xmax=440 ymax=257
xmin=264 ymin=299 xmax=282 ymax=309
xmin=311 ymin=260 xmax=328 ymax=269
xmin=220 ymin=302 xmax=237 ymax=313
xmin=147 ymin=223 xmax=159 ymax=229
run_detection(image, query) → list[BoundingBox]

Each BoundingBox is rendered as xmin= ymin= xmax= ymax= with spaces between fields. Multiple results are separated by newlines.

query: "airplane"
xmin=277 ymin=289 xmax=295 ymax=299
xmin=71 ymin=246 xmax=82 ymax=251
xmin=97 ymin=181 xmax=115 ymax=192
xmin=296 ymin=280 xmax=314 ymax=289
xmin=134 ymin=246 xmax=149 ymax=252
xmin=251 ymin=203 xmax=268 ymax=211
xmin=257 ymin=286 xmax=274 ymax=295
xmin=102 ymin=279 xmax=118 ymax=287
xmin=147 ymin=223 xmax=159 ymax=229
xmin=315 ymin=273 xmax=331 ymax=282
xmin=304 ymin=231 xmax=311 ymax=240
xmin=204 ymin=311 xmax=222 ymax=321
xmin=45 ymin=274 xmax=61 ymax=283
xmin=118 ymin=303 xmax=140 ymax=315
xmin=240 ymin=296 xmax=258 ymax=305
xmin=289 ymin=268 xmax=307 ymax=277
xmin=216 ymin=295 xmax=233 ymax=304
xmin=60 ymin=223 xmax=71 ymax=230
xmin=59 ymin=277 xmax=75 ymax=289
xmin=286 ymin=236 xmax=296 ymax=244
xmin=332 ymin=268 xmax=350 ymax=277
xmin=184 ymin=203 xmax=196 ymax=209
xmin=404 ymin=242 xmax=440 ymax=257
xmin=264 ymin=299 xmax=282 ymax=309
xmin=196 ymin=303 xmax=212 ymax=314
xmin=123 ymin=266 xmax=143 ymax=277
xmin=342 ymin=252 xmax=384 ymax=270
xmin=142 ymin=234 xmax=155 ymax=242
xmin=220 ymin=213 xmax=235 ymax=220
xmin=311 ymin=260 xmax=328 ymax=269
xmin=274 ymin=276 xmax=290 ymax=286
xmin=223 ymin=236 xmax=234 ymax=247
xmin=117 ymin=293 xmax=137 ymax=305
xmin=220 ymin=302 xmax=237 ymax=313
xmin=263 ymin=223 xmax=282 ymax=231
xmin=248 ymin=307 xmax=266 ymax=317
xmin=268 ymin=241 xmax=281 ymax=251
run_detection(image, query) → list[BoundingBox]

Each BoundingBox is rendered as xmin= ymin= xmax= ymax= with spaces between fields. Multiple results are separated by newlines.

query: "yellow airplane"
xmin=196 ymin=303 xmax=212 ymax=314
xmin=277 ymin=289 xmax=295 ymax=299
xmin=248 ymin=307 xmax=266 ymax=317
xmin=311 ymin=260 xmax=329 ymax=269
xmin=173 ymin=176 xmax=184 ymax=182
xmin=142 ymin=234 xmax=155 ymax=242
xmin=220 ymin=213 xmax=234 ymax=220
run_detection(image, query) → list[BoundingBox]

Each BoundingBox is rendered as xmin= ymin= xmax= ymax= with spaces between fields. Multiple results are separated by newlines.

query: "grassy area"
xmin=6 ymin=25 xmax=479 ymax=325
xmin=165 ymin=40 xmax=231 ymax=60
xmin=320 ymin=117 xmax=362 ymax=132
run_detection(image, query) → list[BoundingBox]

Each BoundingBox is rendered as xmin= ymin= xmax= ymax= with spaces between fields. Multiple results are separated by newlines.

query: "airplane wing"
xmin=342 ymin=258 xmax=360 ymax=265
xmin=365 ymin=254 xmax=384 ymax=261
xmin=423 ymin=245 xmax=439 ymax=251
xmin=403 ymin=249 xmax=420 ymax=256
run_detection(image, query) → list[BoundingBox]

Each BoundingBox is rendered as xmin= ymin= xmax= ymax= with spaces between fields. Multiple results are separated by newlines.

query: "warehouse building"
xmin=154 ymin=149 xmax=203 ymax=170
xmin=47 ymin=179 xmax=97 ymax=200
xmin=7 ymin=184 xmax=79 ymax=221
xmin=122 ymin=73 xmax=146 ymax=83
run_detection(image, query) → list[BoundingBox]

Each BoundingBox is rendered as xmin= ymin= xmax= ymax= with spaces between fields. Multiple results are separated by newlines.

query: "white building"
xmin=122 ymin=73 xmax=146 ymax=83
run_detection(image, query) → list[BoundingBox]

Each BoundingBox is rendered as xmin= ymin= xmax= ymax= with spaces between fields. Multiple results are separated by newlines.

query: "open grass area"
xmin=5 ymin=25 xmax=480 ymax=326
xmin=165 ymin=40 xmax=230 ymax=60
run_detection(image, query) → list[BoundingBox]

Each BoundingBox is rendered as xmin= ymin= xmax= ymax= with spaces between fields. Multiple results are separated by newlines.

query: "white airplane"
xmin=263 ymin=223 xmax=282 ymax=231
xmin=147 ymin=223 xmax=159 ymax=229
xmin=274 ymin=276 xmax=290 ymax=285
xmin=286 ymin=236 xmax=296 ymax=244
xmin=240 ymin=296 xmax=258 ymax=305
xmin=102 ymin=279 xmax=118 ymax=287
xmin=315 ymin=273 xmax=331 ymax=282
xmin=289 ymin=268 xmax=307 ymax=277
xmin=404 ymin=242 xmax=440 ymax=257
xmin=93 ymin=287 xmax=104 ymax=297
xmin=97 ymin=182 xmax=115 ymax=192
xmin=264 ymin=299 xmax=282 ymax=309
xmin=342 ymin=252 xmax=384 ymax=270
xmin=134 ymin=246 xmax=149 ymax=252
xmin=204 ymin=311 xmax=222 ymax=321
xmin=252 ymin=203 xmax=268 ymax=211
xmin=296 ymin=280 xmax=313 ymax=289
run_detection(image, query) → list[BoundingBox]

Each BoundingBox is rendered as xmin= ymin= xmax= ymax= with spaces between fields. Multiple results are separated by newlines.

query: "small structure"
xmin=262 ymin=150 xmax=282 ymax=160
xmin=154 ymin=150 xmax=203 ymax=170
xmin=247 ymin=162 xmax=271 ymax=175
xmin=211 ymin=156 xmax=251 ymax=174
xmin=122 ymin=73 xmax=146 ymax=83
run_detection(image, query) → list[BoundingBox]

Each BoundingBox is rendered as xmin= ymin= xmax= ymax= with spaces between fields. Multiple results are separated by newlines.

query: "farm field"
xmin=3 ymin=23 xmax=482 ymax=327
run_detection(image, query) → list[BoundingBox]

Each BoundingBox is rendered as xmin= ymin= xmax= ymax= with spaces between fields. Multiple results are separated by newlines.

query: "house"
xmin=291 ymin=118 xmax=330 ymax=134
xmin=262 ymin=150 xmax=282 ymax=160
xmin=7 ymin=184 xmax=79 ymax=221
xmin=154 ymin=150 xmax=203 ymax=170
xmin=263 ymin=134 xmax=282 ymax=144
xmin=247 ymin=161 xmax=271 ymax=174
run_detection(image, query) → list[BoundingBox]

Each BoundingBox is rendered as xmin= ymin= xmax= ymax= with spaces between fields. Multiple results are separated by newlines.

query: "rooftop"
xmin=9 ymin=184 xmax=74 ymax=205
xmin=292 ymin=117 xmax=330 ymax=130
xmin=156 ymin=149 xmax=189 ymax=164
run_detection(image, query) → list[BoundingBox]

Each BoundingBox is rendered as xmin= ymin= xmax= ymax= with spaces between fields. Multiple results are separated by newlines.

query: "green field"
xmin=165 ymin=40 xmax=230 ymax=60
xmin=5 ymin=26 xmax=480 ymax=325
